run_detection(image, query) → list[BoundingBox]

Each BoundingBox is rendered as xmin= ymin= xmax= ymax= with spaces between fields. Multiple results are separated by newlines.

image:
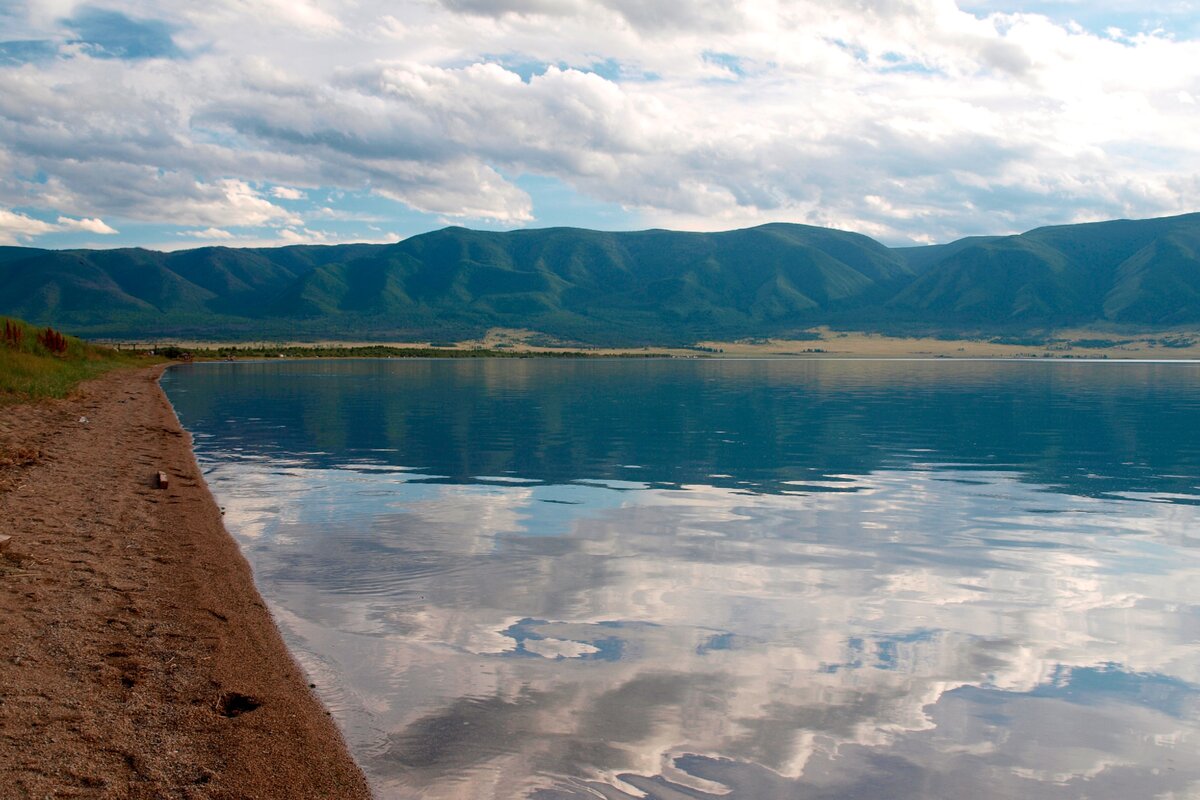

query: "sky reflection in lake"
xmin=162 ymin=359 xmax=1200 ymax=799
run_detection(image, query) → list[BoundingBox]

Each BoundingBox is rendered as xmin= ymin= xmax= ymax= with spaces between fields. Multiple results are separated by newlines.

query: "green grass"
xmin=0 ymin=317 xmax=153 ymax=404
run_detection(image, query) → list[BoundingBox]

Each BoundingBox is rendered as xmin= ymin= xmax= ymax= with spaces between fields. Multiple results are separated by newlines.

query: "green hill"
xmin=889 ymin=213 xmax=1200 ymax=325
xmin=2 ymin=213 xmax=1199 ymax=343
xmin=261 ymin=224 xmax=915 ymax=342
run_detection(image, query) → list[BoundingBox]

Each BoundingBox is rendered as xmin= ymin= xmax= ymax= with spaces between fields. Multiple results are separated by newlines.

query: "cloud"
xmin=1 ymin=1 xmax=1199 ymax=243
xmin=154 ymin=224 xmax=401 ymax=250
xmin=54 ymin=215 xmax=117 ymax=234
xmin=0 ymin=208 xmax=57 ymax=245
xmin=276 ymin=226 xmax=335 ymax=244
xmin=137 ymin=176 xmax=301 ymax=227
xmin=0 ymin=207 xmax=117 ymax=244
xmin=437 ymin=0 xmax=742 ymax=33
xmin=270 ymin=185 xmax=307 ymax=200
xmin=181 ymin=226 xmax=235 ymax=239
xmin=274 ymin=226 xmax=403 ymax=245
xmin=204 ymin=0 xmax=345 ymax=35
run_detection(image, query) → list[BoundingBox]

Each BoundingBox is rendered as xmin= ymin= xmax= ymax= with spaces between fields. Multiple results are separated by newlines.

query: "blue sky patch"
xmin=0 ymin=39 xmax=59 ymax=65
xmin=479 ymin=54 xmax=657 ymax=84
xmin=701 ymin=51 xmax=748 ymax=79
xmin=512 ymin=175 xmax=639 ymax=231
xmin=961 ymin=1 xmax=1200 ymax=38
xmin=879 ymin=52 xmax=941 ymax=76
xmin=63 ymin=6 xmax=182 ymax=60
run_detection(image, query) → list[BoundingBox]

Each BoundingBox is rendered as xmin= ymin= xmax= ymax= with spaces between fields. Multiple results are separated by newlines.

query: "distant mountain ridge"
xmin=3 ymin=213 xmax=1200 ymax=343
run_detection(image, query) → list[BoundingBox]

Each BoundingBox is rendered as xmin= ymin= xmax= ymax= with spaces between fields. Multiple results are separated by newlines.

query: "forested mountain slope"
xmin=3 ymin=213 xmax=1198 ymax=342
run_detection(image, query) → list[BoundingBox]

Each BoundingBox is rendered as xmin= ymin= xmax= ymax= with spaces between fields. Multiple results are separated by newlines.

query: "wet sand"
xmin=0 ymin=366 xmax=371 ymax=799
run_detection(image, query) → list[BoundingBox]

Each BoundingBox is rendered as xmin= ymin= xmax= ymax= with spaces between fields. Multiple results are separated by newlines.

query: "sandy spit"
xmin=0 ymin=366 xmax=372 ymax=799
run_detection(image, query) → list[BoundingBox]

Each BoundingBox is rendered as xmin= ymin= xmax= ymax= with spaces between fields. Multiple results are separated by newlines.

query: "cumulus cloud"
xmin=54 ymin=215 xmax=117 ymax=234
xmin=161 ymin=224 xmax=400 ymax=250
xmin=439 ymin=0 xmax=743 ymax=33
xmin=270 ymin=185 xmax=307 ymax=200
xmin=181 ymin=226 xmax=235 ymax=239
xmin=0 ymin=0 xmax=1199 ymax=244
xmin=276 ymin=226 xmax=337 ymax=244
xmin=0 ymin=207 xmax=117 ymax=244
xmin=0 ymin=208 xmax=57 ymax=245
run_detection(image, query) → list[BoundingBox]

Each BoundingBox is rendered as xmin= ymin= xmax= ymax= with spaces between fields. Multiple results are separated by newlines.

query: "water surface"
xmin=162 ymin=359 xmax=1200 ymax=799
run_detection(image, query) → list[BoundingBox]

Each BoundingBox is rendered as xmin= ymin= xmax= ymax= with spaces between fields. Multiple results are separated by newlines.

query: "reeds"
xmin=0 ymin=316 xmax=150 ymax=403
xmin=36 ymin=326 xmax=69 ymax=355
xmin=2 ymin=319 xmax=23 ymax=349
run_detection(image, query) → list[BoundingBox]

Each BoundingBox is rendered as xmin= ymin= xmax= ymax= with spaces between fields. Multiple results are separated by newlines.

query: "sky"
xmin=0 ymin=1 xmax=1198 ymax=250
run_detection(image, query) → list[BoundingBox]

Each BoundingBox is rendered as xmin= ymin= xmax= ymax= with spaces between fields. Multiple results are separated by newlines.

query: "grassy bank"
xmin=0 ymin=318 xmax=152 ymax=404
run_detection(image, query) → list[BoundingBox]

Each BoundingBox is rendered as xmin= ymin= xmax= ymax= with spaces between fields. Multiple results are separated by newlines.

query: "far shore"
xmin=105 ymin=325 xmax=1200 ymax=361
xmin=0 ymin=366 xmax=371 ymax=798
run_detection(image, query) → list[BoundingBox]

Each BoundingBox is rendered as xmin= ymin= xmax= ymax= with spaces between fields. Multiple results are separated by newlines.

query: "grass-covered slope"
xmin=889 ymin=213 xmax=1200 ymax=325
xmin=269 ymin=224 xmax=915 ymax=342
xmin=0 ymin=224 xmax=916 ymax=342
xmin=2 ymin=213 xmax=1199 ymax=343
xmin=0 ymin=317 xmax=147 ymax=403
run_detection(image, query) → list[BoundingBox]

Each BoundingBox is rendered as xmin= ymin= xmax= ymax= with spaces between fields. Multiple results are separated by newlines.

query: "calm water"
xmin=161 ymin=359 xmax=1200 ymax=799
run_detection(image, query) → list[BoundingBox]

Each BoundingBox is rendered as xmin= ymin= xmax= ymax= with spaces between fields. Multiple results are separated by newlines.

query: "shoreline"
xmin=106 ymin=326 xmax=1200 ymax=361
xmin=0 ymin=365 xmax=371 ymax=798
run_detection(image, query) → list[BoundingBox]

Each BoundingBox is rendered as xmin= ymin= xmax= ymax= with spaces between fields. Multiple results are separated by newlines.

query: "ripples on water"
xmin=162 ymin=359 xmax=1200 ymax=799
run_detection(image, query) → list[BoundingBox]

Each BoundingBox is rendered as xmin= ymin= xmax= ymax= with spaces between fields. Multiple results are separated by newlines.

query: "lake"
xmin=161 ymin=358 xmax=1200 ymax=799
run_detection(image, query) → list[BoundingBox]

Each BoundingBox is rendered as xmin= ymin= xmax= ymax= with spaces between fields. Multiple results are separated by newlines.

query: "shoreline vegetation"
xmin=115 ymin=325 xmax=1200 ymax=362
xmin=4 ymin=313 xmax=1197 ymax=410
xmin=0 ymin=317 xmax=157 ymax=405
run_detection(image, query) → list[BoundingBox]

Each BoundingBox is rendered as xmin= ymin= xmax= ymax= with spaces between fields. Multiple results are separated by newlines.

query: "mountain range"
xmin=3 ymin=212 xmax=1200 ymax=344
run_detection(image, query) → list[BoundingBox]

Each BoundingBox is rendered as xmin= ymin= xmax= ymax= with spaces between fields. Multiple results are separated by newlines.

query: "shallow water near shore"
xmin=162 ymin=358 xmax=1200 ymax=799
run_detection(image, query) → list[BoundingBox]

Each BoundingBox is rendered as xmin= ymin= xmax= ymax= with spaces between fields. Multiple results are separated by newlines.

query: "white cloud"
xmin=270 ymin=185 xmax=307 ymax=200
xmin=276 ymin=226 xmax=333 ymax=244
xmin=149 ymin=225 xmax=401 ymax=250
xmin=274 ymin=226 xmax=403 ymax=245
xmin=0 ymin=208 xmax=58 ymax=245
xmin=1 ymin=1 xmax=1199 ymax=242
xmin=181 ymin=226 xmax=236 ymax=239
xmin=0 ymin=208 xmax=118 ymax=244
xmin=54 ymin=215 xmax=118 ymax=234
xmin=165 ymin=178 xmax=302 ymax=227
xmin=198 ymin=0 xmax=345 ymax=35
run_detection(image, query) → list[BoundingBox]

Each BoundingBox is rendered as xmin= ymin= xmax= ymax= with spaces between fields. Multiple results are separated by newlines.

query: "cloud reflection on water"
xmin=210 ymin=465 xmax=1200 ymax=799
xmin=164 ymin=360 xmax=1200 ymax=799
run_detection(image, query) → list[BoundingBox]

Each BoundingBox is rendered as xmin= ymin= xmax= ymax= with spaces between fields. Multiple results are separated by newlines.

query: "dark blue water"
xmin=162 ymin=358 xmax=1200 ymax=799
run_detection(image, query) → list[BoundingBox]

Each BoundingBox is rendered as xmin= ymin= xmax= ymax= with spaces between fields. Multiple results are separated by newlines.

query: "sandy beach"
xmin=0 ymin=366 xmax=371 ymax=799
